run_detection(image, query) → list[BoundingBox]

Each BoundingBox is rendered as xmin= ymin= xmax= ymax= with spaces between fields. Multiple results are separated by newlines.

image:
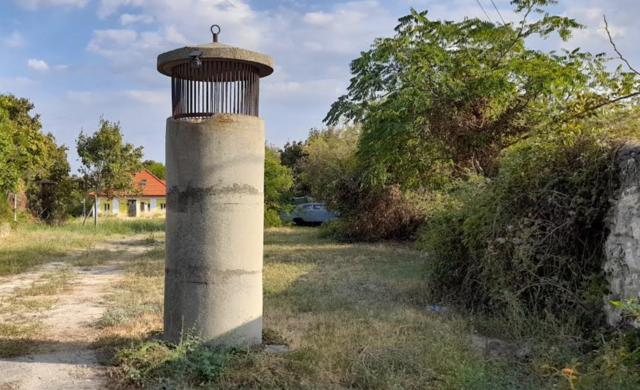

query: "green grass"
xmin=0 ymin=218 xmax=164 ymax=276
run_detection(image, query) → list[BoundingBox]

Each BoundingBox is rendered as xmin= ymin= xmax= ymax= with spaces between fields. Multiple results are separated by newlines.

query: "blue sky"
xmin=0 ymin=0 xmax=637 ymax=170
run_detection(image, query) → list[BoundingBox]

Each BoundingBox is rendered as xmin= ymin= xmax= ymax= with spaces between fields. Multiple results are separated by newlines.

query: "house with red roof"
xmin=96 ymin=169 xmax=167 ymax=217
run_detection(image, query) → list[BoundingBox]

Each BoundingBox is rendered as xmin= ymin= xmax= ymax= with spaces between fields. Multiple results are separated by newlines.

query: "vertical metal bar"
xmin=244 ymin=64 xmax=248 ymax=115
xmin=191 ymin=65 xmax=195 ymax=117
xmin=256 ymin=70 xmax=260 ymax=116
xmin=215 ymin=61 xmax=219 ymax=114
xmin=241 ymin=63 xmax=244 ymax=114
xmin=235 ymin=63 xmax=239 ymax=114
xmin=214 ymin=61 xmax=218 ymax=114
xmin=253 ymin=69 xmax=257 ymax=116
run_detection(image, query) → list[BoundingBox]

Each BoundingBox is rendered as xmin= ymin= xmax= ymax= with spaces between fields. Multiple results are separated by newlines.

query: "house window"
xmin=141 ymin=179 xmax=147 ymax=186
xmin=160 ymin=203 xmax=166 ymax=210
xmin=104 ymin=203 xmax=110 ymax=211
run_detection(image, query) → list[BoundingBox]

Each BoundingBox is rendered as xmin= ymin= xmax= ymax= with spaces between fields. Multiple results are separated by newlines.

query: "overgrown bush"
xmin=323 ymin=186 xmax=428 ymax=242
xmin=300 ymin=126 xmax=430 ymax=241
xmin=419 ymin=125 xmax=634 ymax=333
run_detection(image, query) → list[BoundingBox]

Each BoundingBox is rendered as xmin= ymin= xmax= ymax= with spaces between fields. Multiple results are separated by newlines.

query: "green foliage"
xmin=143 ymin=160 xmax=166 ymax=180
xmin=298 ymin=126 xmax=360 ymax=211
xmin=0 ymin=94 xmax=54 ymax=193
xmin=280 ymin=140 xmax=306 ymax=170
xmin=115 ymin=335 xmax=229 ymax=388
xmin=611 ymin=299 xmax=640 ymax=327
xmin=298 ymin=126 xmax=431 ymax=241
xmin=76 ymin=118 xmax=144 ymax=200
xmin=419 ymin=123 xmax=631 ymax=333
xmin=0 ymin=94 xmax=76 ymax=223
xmin=325 ymin=2 xmax=639 ymax=189
xmin=26 ymin=143 xmax=75 ymax=224
xmin=264 ymin=146 xmax=294 ymax=227
xmin=280 ymin=140 xmax=309 ymax=196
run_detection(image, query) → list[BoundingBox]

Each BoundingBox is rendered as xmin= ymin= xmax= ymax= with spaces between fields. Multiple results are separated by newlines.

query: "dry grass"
xmin=0 ymin=219 xmax=164 ymax=358
xmin=0 ymin=219 xmax=164 ymax=276
xmin=102 ymin=227 xmax=533 ymax=390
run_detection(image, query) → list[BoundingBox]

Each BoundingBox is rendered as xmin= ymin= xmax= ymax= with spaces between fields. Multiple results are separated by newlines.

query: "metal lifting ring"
xmin=211 ymin=24 xmax=221 ymax=42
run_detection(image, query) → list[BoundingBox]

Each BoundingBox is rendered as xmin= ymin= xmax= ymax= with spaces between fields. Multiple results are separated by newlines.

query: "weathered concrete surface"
xmin=165 ymin=114 xmax=264 ymax=345
xmin=605 ymin=144 xmax=640 ymax=327
xmin=158 ymin=42 xmax=274 ymax=78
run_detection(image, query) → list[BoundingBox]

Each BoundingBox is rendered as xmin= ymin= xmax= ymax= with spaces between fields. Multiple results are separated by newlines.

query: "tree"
xmin=325 ymin=0 xmax=640 ymax=189
xmin=76 ymin=118 xmax=143 ymax=226
xmin=264 ymin=146 xmax=294 ymax=227
xmin=280 ymin=140 xmax=308 ymax=196
xmin=27 ymin=142 xmax=75 ymax=224
xmin=0 ymin=94 xmax=63 ymax=222
xmin=280 ymin=141 xmax=306 ymax=169
xmin=298 ymin=126 xmax=360 ymax=211
xmin=143 ymin=160 xmax=166 ymax=180
xmin=0 ymin=94 xmax=51 ymax=194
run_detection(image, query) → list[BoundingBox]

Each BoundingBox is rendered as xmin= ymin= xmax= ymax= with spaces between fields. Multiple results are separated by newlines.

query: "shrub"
xmin=326 ymin=186 xmax=427 ymax=242
xmin=300 ymin=126 xmax=430 ymax=241
xmin=115 ymin=335 xmax=229 ymax=388
xmin=419 ymin=128 xmax=628 ymax=334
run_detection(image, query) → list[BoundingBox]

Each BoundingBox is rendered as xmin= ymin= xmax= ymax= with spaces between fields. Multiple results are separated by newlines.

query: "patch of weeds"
xmin=97 ymin=308 xmax=131 ymax=328
xmin=15 ymin=270 xmax=74 ymax=297
xmin=97 ymin=302 xmax=161 ymax=329
xmin=262 ymin=328 xmax=287 ymax=345
xmin=71 ymin=248 xmax=120 ymax=267
xmin=0 ymin=322 xmax=42 ymax=358
xmin=115 ymin=335 xmax=230 ymax=388
xmin=143 ymin=233 xmax=158 ymax=245
xmin=13 ymin=298 xmax=54 ymax=311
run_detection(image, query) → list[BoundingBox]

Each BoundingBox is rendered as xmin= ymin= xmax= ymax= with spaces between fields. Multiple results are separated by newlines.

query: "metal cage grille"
xmin=171 ymin=60 xmax=260 ymax=119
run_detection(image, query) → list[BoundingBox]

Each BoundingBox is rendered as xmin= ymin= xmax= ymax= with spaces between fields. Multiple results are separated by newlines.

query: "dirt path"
xmin=0 ymin=237 xmax=155 ymax=390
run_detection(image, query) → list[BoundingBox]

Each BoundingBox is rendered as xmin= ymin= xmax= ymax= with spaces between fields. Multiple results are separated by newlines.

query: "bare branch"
xmin=604 ymin=15 xmax=640 ymax=76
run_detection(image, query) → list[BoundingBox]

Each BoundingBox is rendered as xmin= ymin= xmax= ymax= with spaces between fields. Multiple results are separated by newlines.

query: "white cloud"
xmin=27 ymin=59 xmax=49 ymax=70
xmin=126 ymin=90 xmax=167 ymax=105
xmin=26 ymin=59 xmax=69 ymax=71
xmin=303 ymin=12 xmax=335 ymax=26
xmin=12 ymin=0 xmax=90 ymax=9
xmin=3 ymin=31 xmax=24 ymax=47
xmin=120 ymin=13 xmax=154 ymax=25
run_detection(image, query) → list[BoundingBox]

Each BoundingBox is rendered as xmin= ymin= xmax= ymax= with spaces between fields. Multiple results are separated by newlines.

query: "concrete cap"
xmin=158 ymin=42 xmax=274 ymax=78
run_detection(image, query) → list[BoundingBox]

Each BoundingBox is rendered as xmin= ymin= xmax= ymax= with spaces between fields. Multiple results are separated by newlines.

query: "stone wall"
xmin=604 ymin=144 xmax=640 ymax=327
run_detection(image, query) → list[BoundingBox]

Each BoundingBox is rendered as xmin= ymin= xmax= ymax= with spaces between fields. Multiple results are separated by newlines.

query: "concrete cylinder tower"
xmin=157 ymin=26 xmax=274 ymax=345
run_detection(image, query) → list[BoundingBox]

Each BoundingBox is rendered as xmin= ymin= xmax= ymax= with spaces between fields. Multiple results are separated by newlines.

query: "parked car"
xmin=280 ymin=203 xmax=336 ymax=226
